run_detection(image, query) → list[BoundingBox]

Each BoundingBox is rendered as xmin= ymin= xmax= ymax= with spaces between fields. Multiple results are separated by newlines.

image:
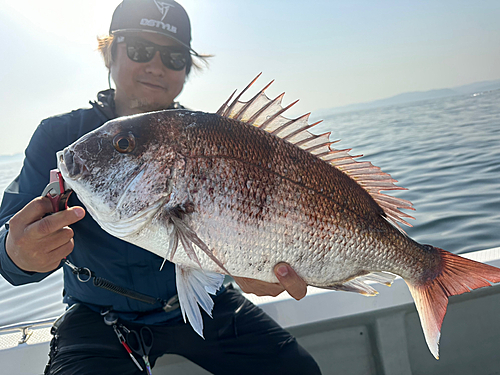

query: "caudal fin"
xmin=406 ymin=247 xmax=500 ymax=359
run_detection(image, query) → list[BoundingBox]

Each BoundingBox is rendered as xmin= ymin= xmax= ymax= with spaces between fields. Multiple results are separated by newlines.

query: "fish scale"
xmin=171 ymin=143 xmax=409 ymax=286
xmin=57 ymin=76 xmax=500 ymax=359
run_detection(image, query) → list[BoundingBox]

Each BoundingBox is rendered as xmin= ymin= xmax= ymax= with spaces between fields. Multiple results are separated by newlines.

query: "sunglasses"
xmin=117 ymin=36 xmax=190 ymax=71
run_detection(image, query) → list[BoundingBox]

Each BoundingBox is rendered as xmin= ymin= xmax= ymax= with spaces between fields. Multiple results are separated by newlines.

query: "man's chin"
xmin=129 ymin=98 xmax=172 ymax=113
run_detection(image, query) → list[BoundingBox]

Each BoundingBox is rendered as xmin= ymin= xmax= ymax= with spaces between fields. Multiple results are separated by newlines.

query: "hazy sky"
xmin=1 ymin=0 xmax=499 ymax=155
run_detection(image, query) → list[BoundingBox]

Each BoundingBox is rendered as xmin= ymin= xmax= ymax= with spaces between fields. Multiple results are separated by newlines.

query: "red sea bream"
xmin=57 ymin=76 xmax=500 ymax=359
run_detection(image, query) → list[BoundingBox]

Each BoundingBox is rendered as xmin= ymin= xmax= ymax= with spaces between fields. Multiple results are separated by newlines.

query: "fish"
xmin=57 ymin=75 xmax=500 ymax=359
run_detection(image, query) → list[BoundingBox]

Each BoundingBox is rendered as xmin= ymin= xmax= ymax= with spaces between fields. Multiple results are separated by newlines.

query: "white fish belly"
xmin=167 ymin=200 xmax=374 ymax=286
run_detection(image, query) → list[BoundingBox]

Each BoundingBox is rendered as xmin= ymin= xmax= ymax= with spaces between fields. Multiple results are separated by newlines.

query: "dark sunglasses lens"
xmin=161 ymin=50 xmax=188 ymax=71
xmin=126 ymin=41 xmax=155 ymax=63
xmin=124 ymin=38 xmax=189 ymax=71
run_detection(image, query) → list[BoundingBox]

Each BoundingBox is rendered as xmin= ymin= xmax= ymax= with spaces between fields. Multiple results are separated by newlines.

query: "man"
xmin=0 ymin=0 xmax=321 ymax=374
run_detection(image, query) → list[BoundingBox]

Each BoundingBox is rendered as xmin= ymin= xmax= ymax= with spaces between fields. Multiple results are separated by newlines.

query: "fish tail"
xmin=406 ymin=246 xmax=500 ymax=360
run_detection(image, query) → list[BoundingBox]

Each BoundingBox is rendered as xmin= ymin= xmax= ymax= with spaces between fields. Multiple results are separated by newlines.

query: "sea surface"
xmin=0 ymin=90 xmax=499 ymax=326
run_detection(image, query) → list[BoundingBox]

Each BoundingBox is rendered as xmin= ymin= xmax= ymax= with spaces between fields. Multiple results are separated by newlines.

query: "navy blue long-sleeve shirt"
xmin=0 ymin=90 xmax=187 ymax=324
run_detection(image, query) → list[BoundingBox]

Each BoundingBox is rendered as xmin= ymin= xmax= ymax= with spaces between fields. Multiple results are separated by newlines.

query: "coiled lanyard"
xmin=40 ymin=170 xmax=180 ymax=313
xmin=64 ymin=259 xmax=180 ymax=313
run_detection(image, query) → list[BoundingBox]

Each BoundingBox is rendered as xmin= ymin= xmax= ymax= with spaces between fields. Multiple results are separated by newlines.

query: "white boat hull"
xmin=2 ymin=247 xmax=500 ymax=375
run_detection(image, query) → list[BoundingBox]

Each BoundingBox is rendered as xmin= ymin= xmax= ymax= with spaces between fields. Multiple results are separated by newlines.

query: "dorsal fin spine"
xmin=260 ymin=98 xmax=299 ymax=130
xmin=372 ymin=194 xmax=414 ymax=208
xmin=340 ymin=161 xmax=375 ymax=170
xmin=222 ymin=73 xmax=262 ymax=117
xmin=282 ymin=123 xmax=315 ymax=141
xmin=218 ymin=75 xmax=416 ymax=228
xmin=317 ymin=149 xmax=352 ymax=159
xmin=347 ymin=169 xmax=392 ymax=176
xmin=302 ymin=136 xmax=336 ymax=151
xmin=235 ymin=80 xmax=275 ymax=121
xmin=247 ymin=93 xmax=285 ymax=126
xmin=270 ymin=113 xmax=309 ymax=136
xmin=294 ymin=134 xmax=323 ymax=147
xmin=282 ymin=120 xmax=323 ymax=141
xmin=216 ymin=89 xmax=236 ymax=116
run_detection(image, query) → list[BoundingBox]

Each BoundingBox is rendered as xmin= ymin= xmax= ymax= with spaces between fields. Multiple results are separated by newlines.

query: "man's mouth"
xmin=138 ymin=81 xmax=167 ymax=90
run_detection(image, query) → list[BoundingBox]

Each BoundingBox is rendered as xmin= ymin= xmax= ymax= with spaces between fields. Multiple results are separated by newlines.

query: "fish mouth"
xmin=57 ymin=149 xmax=89 ymax=180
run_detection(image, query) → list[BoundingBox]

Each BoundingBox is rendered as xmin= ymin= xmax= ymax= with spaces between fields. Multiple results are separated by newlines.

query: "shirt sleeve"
xmin=0 ymin=120 xmax=64 ymax=285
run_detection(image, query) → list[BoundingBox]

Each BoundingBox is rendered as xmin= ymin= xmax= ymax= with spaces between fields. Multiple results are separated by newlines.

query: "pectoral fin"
xmin=163 ymin=215 xmax=230 ymax=275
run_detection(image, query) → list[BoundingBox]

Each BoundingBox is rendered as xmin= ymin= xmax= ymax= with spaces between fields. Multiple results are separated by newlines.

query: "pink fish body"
xmin=57 ymin=76 xmax=500 ymax=359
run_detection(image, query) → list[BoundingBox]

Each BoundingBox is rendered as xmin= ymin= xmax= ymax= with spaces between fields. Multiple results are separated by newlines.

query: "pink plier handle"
xmin=41 ymin=169 xmax=72 ymax=213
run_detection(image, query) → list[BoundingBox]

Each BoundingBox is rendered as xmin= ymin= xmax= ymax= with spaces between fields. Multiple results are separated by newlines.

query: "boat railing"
xmin=1 ymin=247 xmax=499 ymax=352
xmin=0 ymin=317 xmax=56 ymax=350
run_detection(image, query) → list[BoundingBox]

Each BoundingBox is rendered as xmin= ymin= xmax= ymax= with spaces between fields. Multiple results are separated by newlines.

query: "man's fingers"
xmin=233 ymin=264 xmax=308 ymax=299
xmin=44 ymin=227 xmax=75 ymax=250
xmin=48 ymin=239 xmax=75 ymax=262
xmin=29 ymin=206 xmax=85 ymax=238
xmin=233 ymin=276 xmax=285 ymax=297
xmin=258 ymin=283 xmax=286 ymax=297
xmin=5 ymin=197 xmax=84 ymax=273
xmin=274 ymin=263 xmax=307 ymax=301
xmin=16 ymin=237 xmax=74 ymax=273
xmin=10 ymin=197 xmax=54 ymax=228
xmin=38 ymin=240 xmax=74 ymax=273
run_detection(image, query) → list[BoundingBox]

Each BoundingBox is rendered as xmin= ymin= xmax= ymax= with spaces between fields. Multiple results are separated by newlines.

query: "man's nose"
xmin=145 ymin=51 xmax=165 ymax=75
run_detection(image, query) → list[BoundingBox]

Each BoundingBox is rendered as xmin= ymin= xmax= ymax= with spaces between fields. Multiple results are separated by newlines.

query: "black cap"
xmin=109 ymin=0 xmax=196 ymax=53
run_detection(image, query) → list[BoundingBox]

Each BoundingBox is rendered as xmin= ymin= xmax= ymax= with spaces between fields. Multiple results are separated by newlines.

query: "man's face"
xmin=111 ymin=32 xmax=187 ymax=116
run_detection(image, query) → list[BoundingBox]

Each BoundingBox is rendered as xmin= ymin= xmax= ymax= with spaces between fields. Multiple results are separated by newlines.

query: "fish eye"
xmin=113 ymin=132 xmax=136 ymax=153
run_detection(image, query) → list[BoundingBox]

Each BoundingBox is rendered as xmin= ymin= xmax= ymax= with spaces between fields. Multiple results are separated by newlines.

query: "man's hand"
xmin=233 ymin=263 xmax=307 ymax=301
xmin=5 ymin=197 xmax=85 ymax=273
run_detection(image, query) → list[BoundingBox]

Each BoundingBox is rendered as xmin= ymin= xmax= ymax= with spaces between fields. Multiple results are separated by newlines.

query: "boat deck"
xmin=1 ymin=247 xmax=499 ymax=374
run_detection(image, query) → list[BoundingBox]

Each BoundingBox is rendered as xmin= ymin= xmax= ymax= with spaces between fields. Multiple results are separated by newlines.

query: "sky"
xmin=0 ymin=0 xmax=499 ymax=155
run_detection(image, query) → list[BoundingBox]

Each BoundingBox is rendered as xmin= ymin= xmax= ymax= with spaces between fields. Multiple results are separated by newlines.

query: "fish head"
xmin=57 ymin=110 xmax=185 ymax=238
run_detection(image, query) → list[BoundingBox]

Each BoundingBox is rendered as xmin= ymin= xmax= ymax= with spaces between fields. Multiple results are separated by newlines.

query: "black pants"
xmin=45 ymin=286 xmax=321 ymax=374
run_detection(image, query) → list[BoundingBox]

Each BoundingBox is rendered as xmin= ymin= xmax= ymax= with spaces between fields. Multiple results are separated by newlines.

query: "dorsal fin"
xmin=218 ymin=75 xmax=415 ymax=230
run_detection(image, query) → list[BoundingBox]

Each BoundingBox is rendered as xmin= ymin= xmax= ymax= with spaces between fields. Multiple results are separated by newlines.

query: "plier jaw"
xmin=41 ymin=169 xmax=73 ymax=213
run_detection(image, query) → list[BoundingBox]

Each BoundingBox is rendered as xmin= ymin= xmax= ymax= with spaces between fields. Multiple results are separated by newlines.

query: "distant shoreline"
xmin=315 ymin=79 xmax=500 ymax=116
xmin=3 ymin=80 xmax=500 ymax=157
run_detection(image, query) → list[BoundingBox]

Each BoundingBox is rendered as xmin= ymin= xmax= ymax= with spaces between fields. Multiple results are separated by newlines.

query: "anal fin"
xmin=318 ymin=279 xmax=379 ymax=296
xmin=359 ymin=271 xmax=397 ymax=287
xmin=315 ymin=271 xmax=397 ymax=296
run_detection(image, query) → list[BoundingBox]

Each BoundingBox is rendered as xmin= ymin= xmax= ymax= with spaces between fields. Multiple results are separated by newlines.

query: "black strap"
xmin=93 ymin=277 xmax=158 ymax=305
xmin=64 ymin=260 xmax=179 ymax=312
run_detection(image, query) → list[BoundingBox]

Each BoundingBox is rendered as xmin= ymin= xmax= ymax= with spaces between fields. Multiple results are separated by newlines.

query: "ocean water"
xmin=0 ymin=90 xmax=499 ymax=326
xmin=314 ymin=89 xmax=500 ymax=254
xmin=0 ymin=154 xmax=66 ymax=326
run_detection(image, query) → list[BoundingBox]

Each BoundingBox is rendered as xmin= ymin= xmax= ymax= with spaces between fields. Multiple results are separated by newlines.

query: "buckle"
xmin=162 ymin=295 xmax=180 ymax=312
